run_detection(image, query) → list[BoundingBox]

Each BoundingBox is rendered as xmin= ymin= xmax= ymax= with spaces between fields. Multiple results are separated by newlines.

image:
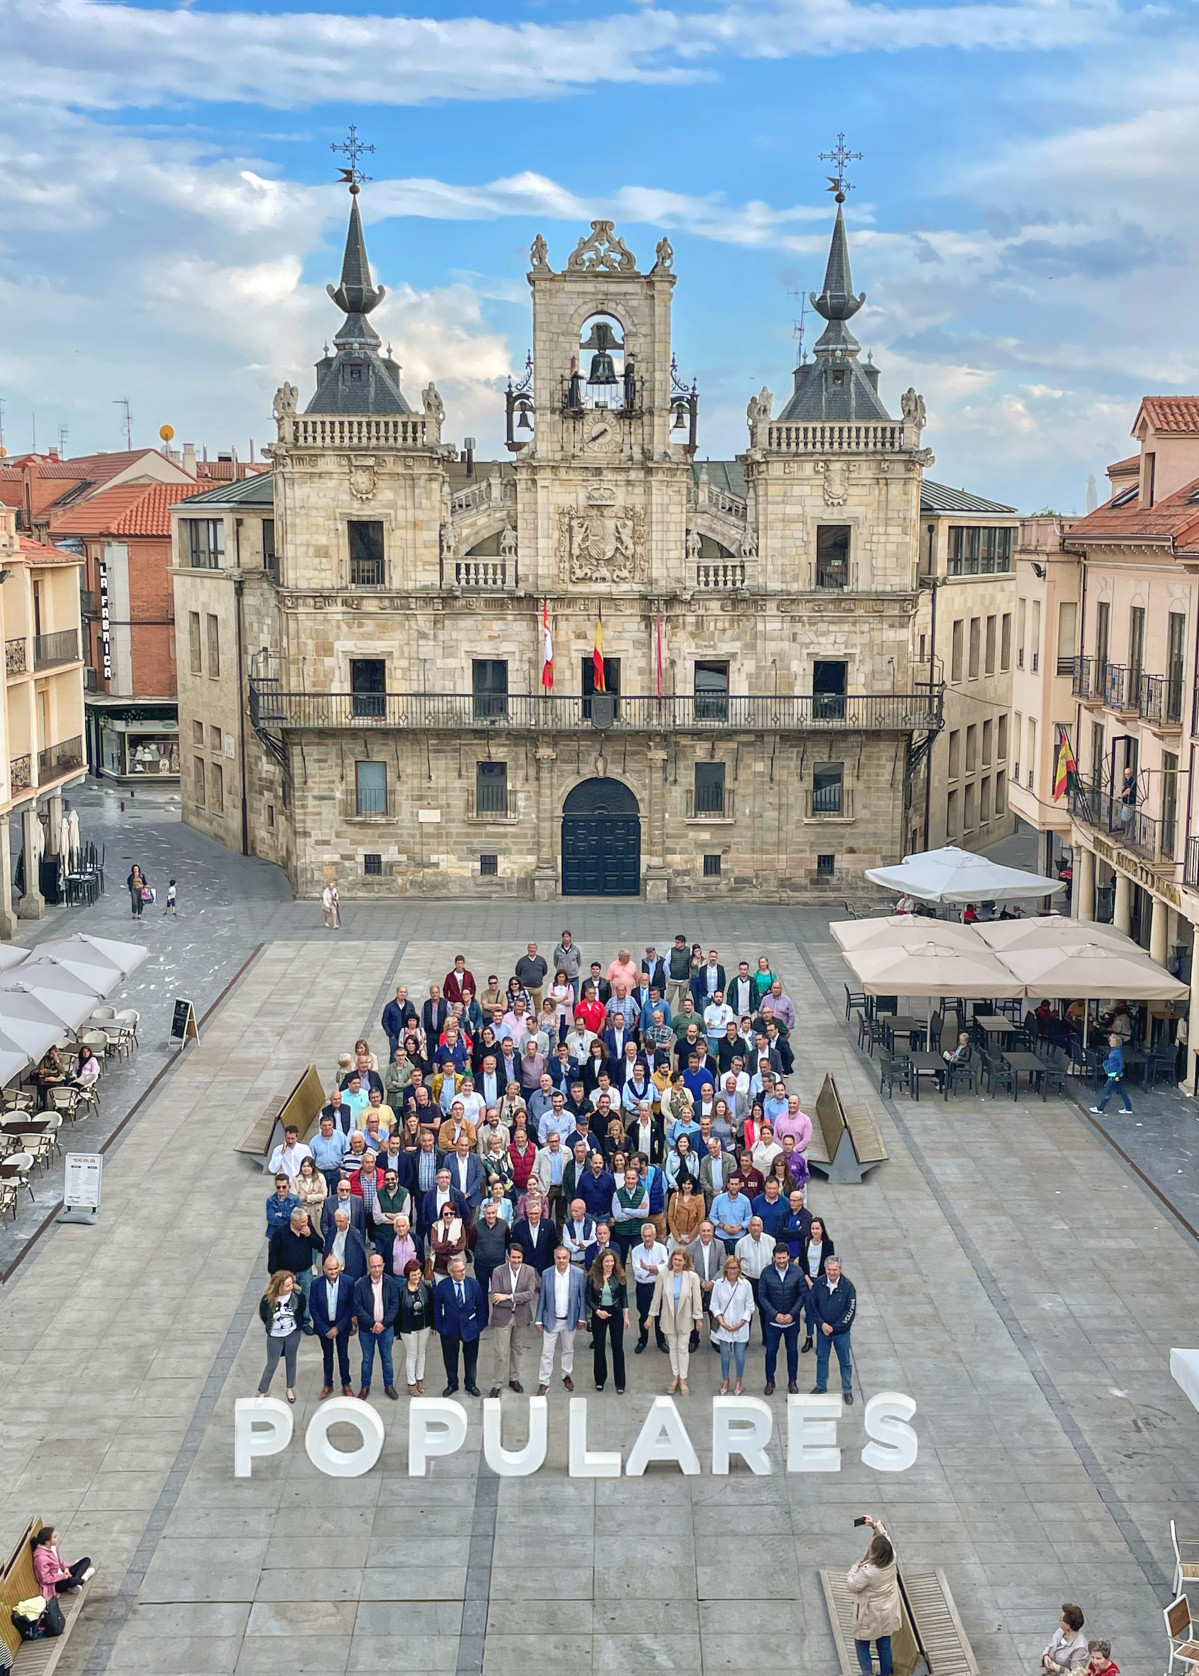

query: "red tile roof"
xmin=1067 ymin=474 xmax=1199 ymax=550
xmin=1136 ymin=397 xmax=1199 ymax=436
xmin=1106 ymin=454 xmax=1139 ymax=475
xmin=49 ymin=478 xmax=208 ymax=538
xmin=18 ymin=535 xmax=79 ymax=565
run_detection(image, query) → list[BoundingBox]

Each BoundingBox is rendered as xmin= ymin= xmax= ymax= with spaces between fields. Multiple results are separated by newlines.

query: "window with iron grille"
xmin=817 ymin=853 xmax=835 ymax=877
xmin=702 ymin=853 xmax=721 ymax=877
xmin=363 ymin=853 xmax=382 ymax=876
xmin=348 ymin=520 xmax=386 ymax=587
xmin=480 ymin=853 xmax=498 ymax=876
xmin=476 ymin=761 xmax=508 ymax=815
xmin=351 ymin=658 xmax=386 ymax=719
xmin=812 ymin=761 xmax=843 ymax=814
xmin=816 ymin=525 xmax=850 ymax=590
xmin=355 ymin=760 xmax=387 ymax=816
xmin=694 ymin=761 xmax=725 ymax=815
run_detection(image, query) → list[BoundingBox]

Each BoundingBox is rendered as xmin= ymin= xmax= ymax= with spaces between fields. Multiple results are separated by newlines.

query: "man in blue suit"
xmin=353 ymin=1252 xmax=401 ymax=1400
xmin=534 ymin=1245 xmax=588 ymax=1393
xmin=759 ymin=1241 xmax=805 ymax=1396
xmin=308 ymin=1252 xmax=357 ymax=1398
xmin=321 ymin=1180 xmax=365 ymax=1241
xmin=445 ymin=1135 xmax=484 ymax=1211
xmin=434 ymin=1255 xmax=485 ymax=1396
xmin=420 ymin=1168 xmax=470 ymax=1236
xmin=690 ymin=950 xmax=727 ymax=1009
xmin=325 ymin=1206 xmax=369 ymax=1283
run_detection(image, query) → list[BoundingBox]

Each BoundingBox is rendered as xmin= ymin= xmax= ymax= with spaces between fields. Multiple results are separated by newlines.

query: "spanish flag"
xmin=592 ymin=608 xmax=606 ymax=693
xmin=1053 ymin=725 xmax=1077 ymax=801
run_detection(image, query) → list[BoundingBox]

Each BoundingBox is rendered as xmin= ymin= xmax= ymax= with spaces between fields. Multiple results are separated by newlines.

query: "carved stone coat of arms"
xmin=558 ymin=505 xmax=644 ymax=584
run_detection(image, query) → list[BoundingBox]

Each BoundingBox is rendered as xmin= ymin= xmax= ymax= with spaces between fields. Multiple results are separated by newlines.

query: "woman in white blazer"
xmin=648 ymin=1249 xmax=703 ymax=1394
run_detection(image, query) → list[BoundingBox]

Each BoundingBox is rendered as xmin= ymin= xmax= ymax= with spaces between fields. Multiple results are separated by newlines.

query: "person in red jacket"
xmin=443 ymin=956 xmax=477 ymax=1005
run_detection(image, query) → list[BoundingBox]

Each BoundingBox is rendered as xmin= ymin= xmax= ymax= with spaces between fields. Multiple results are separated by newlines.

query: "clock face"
xmin=583 ymin=418 xmax=618 ymax=453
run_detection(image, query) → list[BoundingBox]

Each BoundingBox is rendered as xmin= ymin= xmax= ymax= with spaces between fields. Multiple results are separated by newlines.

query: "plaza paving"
xmin=0 ymin=814 xmax=1197 ymax=1674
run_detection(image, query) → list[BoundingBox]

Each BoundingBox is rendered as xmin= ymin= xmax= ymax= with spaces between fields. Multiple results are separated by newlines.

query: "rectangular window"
xmin=1095 ymin=600 xmax=1110 ymax=670
xmin=581 ymin=656 xmax=620 ymax=719
xmin=209 ymin=725 xmax=222 ymax=752
xmin=694 ymin=659 xmax=730 ymax=722
xmin=472 ymin=658 xmax=509 ymax=721
xmin=968 ymin=618 xmax=981 ymax=680
xmin=918 ymin=633 xmax=926 ymax=663
xmin=946 ymin=788 xmax=958 ymax=837
xmin=355 ymin=760 xmax=387 ymax=816
xmin=985 ymin=616 xmax=996 ymax=676
xmin=1027 ymin=718 xmax=1037 ymax=787
xmin=1030 ymin=601 xmax=1041 ymax=673
xmin=192 ymin=719 xmax=204 ymax=746
xmin=1163 ymin=750 xmax=1179 ymax=853
xmin=262 ymin=518 xmax=278 ymax=579
xmin=965 ymin=724 xmax=977 ymax=773
xmin=981 ymin=719 xmax=993 ymax=767
xmin=948 ymin=730 xmax=960 ymax=779
xmin=995 ymin=770 xmax=1006 ymax=813
xmin=703 ymin=853 xmax=722 ymax=878
xmin=351 ymin=657 xmax=386 ymax=719
xmin=1144 ymin=452 xmax=1156 ymax=508
xmin=1017 ymin=598 xmax=1027 ymax=669
xmin=997 ymin=713 xmax=1008 ymax=761
xmin=476 ymin=760 xmax=508 ymax=815
xmin=1001 ymin=612 xmax=1012 ymax=673
xmin=206 ymin=614 xmax=220 ymax=678
xmin=964 ymin=781 xmax=975 ymax=833
xmin=812 ymin=761 xmax=843 ymax=815
xmin=188 ymin=612 xmax=202 ymax=676
xmin=816 ymin=853 xmax=835 ymax=878
xmin=694 ymin=761 xmax=726 ymax=816
xmin=947 ymin=526 xmax=1013 ymax=575
xmin=1168 ymin=611 xmax=1187 ymax=722
xmin=363 ymin=853 xmax=382 ymax=876
xmin=980 ymin=776 xmax=990 ymax=823
xmin=480 ymin=853 xmax=498 ymax=877
xmin=211 ymin=762 xmax=224 ymax=814
xmin=1091 ymin=721 xmax=1105 ymax=790
xmin=951 ymin=620 xmax=964 ymax=683
xmin=816 ymin=525 xmax=850 ymax=590
xmin=1128 ymin=605 xmax=1146 ymax=692
xmin=813 ymin=659 xmax=848 ymax=721
xmin=193 ymin=756 xmax=205 ymax=807
xmin=1057 ymin=601 xmax=1078 ymax=675
xmin=348 ymin=520 xmax=385 ymax=587
xmin=184 ymin=518 xmax=224 ymax=569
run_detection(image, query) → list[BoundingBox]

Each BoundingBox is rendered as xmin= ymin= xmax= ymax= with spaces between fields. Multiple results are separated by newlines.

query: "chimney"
xmin=182 ymin=443 xmax=197 ymax=477
xmin=48 ymin=447 xmax=59 ymax=459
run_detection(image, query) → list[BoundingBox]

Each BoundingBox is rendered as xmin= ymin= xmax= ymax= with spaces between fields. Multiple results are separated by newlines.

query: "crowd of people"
xmin=257 ymin=935 xmax=857 ymax=1405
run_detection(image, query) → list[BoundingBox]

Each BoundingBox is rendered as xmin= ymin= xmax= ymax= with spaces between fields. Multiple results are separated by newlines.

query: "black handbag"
xmin=42 ymin=1595 xmax=66 ymax=1637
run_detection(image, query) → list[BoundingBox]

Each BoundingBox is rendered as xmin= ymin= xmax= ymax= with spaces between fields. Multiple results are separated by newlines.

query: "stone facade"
xmin=170 ymin=200 xmax=1002 ymax=901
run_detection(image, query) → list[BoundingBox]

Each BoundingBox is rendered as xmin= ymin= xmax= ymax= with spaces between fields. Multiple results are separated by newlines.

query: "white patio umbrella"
xmin=0 ymin=978 xmax=101 ymax=1031
xmin=842 ymin=939 xmax=1027 ymax=999
xmin=0 ymin=1046 xmax=29 ymax=1086
xmin=975 ymin=916 xmax=1138 ymax=953
xmin=0 ymin=1005 xmax=65 ymax=1059
xmin=865 ymin=843 xmax=1066 ymax=906
xmin=831 ymin=915 xmax=981 ymax=953
xmin=23 ymin=948 xmax=123 ymax=996
xmin=997 ymin=943 xmax=1188 ymax=1002
xmin=70 ymin=933 xmax=148 ymax=977
xmin=0 ymin=946 xmax=29 ymax=972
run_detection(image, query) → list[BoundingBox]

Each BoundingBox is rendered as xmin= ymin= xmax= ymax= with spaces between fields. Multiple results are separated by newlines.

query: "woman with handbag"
xmin=32 ymin=1525 xmax=93 ymax=1607
xmin=127 ymin=864 xmax=150 ymax=918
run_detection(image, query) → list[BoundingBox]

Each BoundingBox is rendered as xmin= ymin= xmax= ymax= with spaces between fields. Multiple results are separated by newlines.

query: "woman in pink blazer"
xmin=32 ymin=1525 xmax=94 ymax=1599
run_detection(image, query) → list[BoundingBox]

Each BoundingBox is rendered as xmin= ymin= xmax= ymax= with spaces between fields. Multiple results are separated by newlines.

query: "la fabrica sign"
xmin=234 ymin=1391 xmax=918 ymax=1479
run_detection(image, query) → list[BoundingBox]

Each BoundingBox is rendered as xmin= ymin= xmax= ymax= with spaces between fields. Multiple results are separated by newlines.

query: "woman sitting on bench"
xmin=32 ymin=1525 xmax=94 ymax=1598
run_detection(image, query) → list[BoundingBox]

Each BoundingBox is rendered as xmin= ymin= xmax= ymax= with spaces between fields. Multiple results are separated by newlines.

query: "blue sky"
xmin=0 ymin=0 xmax=1195 ymax=508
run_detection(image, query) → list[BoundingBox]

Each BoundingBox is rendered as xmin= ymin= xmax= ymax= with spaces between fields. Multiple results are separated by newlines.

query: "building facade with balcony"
xmin=916 ymin=484 xmax=1020 ymax=852
xmin=173 ymin=182 xmax=960 ymax=900
xmin=0 ymin=505 xmax=87 ymax=930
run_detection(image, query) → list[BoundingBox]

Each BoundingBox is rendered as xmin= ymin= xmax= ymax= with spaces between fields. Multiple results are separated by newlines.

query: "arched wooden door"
xmin=561 ymin=778 xmax=641 ymax=896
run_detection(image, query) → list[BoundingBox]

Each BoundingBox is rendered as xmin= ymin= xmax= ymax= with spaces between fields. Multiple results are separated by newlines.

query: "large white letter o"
xmin=304 ymin=1396 xmax=386 ymax=1478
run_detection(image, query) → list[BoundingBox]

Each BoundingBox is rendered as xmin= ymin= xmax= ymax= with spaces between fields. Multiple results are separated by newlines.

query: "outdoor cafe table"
xmin=888 ymin=1015 xmax=927 ymax=1051
xmin=975 ymin=1013 xmax=1016 ymax=1039
xmin=1003 ymin=1050 xmax=1049 ymax=1099
xmin=0 ymin=1118 xmax=49 ymax=1137
xmin=906 ymin=1051 xmax=946 ymax=1101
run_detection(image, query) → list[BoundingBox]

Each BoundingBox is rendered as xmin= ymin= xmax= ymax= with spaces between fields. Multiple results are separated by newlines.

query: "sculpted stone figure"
xmin=686 ymin=527 xmax=702 ymax=563
xmin=530 ymin=234 xmax=550 ymax=271
xmin=422 ymin=382 xmax=445 ymax=439
xmin=499 ymin=525 xmax=518 ymax=559
xmin=272 ymin=382 xmax=299 ymax=440
xmin=652 ymin=237 xmax=674 ymax=273
xmin=901 ymin=387 xmax=927 ymax=429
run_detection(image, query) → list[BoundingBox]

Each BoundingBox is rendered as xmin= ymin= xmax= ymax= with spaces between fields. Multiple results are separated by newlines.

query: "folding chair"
xmin=1165 ymin=1596 xmax=1199 ymax=1676
xmin=1171 ymin=1521 xmax=1199 ymax=1602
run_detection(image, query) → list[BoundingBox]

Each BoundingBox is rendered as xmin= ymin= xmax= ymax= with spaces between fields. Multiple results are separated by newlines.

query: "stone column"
xmin=46 ymin=791 xmax=63 ymax=857
xmin=1113 ymin=871 xmax=1132 ymax=936
xmin=1184 ymin=961 xmax=1199 ymax=1096
xmin=0 ymin=819 xmax=18 ymax=941
xmin=1075 ymin=846 xmax=1094 ymax=923
xmin=644 ymin=744 xmax=669 ymax=902
xmin=1150 ymin=893 xmax=1169 ymax=967
xmin=16 ymin=806 xmax=43 ymax=920
xmin=532 ymin=745 xmax=557 ymax=902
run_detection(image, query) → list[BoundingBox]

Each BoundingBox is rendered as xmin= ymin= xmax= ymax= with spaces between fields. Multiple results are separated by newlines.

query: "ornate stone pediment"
xmin=816 ymin=459 xmax=851 ymax=506
xmin=566 ymin=220 xmax=637 ymax=274
xmin=558 ymin=504 xmax=645 ymax=584
xmin=348 ymin=456 xmax=378 ymax=500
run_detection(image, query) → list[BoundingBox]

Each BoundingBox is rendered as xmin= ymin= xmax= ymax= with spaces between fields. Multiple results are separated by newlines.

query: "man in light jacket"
xmin=553 ymin=932 xmax=583 ymax=998
xmin=535 ymin=1245 xmax=588 ymax=1392
xmin=809 ymin=1254 xmax=856 ymax=1402
xmin=487 ymin=1244 xmax=538 ymax=1396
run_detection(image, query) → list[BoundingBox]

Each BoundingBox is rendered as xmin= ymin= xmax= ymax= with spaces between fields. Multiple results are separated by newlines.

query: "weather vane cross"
xmin=819 ymin=132 xmax=863 ymax=202
xmin=332 ymin=125 xmax=375 ymax=195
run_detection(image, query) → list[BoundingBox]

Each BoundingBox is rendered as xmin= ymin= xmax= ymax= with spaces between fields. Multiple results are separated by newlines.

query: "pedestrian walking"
xmin=1090 ymin=1034 xmax=1132 ymax=1114
xmin=322 ymin=881 xmax=341 ymax=929
xmin=164 ymin=878 xmax=177 ymax=915
xmin=127 ymin=863 xmax=149 ymax=918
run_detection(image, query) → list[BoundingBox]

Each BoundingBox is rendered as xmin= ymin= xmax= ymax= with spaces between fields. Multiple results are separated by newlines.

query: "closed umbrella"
xmin=974 ymin=916 xmax=1138 ymax=952
xmin=831 ymin=915 xmax=981 ymax=953
xmin=865 ymin=844 xmax=1066 ymax=905
xmin=843 ymin=939 xmax=1026 ymax=999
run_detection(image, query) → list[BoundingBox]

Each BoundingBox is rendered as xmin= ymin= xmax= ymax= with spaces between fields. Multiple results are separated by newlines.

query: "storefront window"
xmin=128 ymin=736 xmax=179 ymax=775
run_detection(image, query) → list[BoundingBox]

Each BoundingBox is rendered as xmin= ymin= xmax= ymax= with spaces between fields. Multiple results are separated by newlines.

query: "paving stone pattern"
xmin=0 ymin=825 xmax=1196 ymax=1674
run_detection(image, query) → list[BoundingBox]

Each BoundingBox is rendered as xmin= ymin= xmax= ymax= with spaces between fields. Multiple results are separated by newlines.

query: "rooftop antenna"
xmin=331 ymin=124 xmax=375 ymax=194
xmin=113 ymin=396 xmax=133 ymax=450
xmin=57 ymin=424 xmax=69 ymax=460
xmin=789 ymin=289 xmax=810 ymax=363
xmin=0 ymin=396 xmax=5 ymax=453
xmin=819 ymin=131 xmax=863 ymax=203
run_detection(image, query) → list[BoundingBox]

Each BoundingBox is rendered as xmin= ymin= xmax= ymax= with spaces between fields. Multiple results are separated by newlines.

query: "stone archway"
xmin=561 ymin=778 xmax=641 ymax=896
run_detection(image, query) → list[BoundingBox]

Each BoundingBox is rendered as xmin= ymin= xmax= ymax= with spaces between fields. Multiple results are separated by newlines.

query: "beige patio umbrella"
xmin=842 ymin=939 xmax=1026 ymax=999
xmin=975 ymin=916 xmax=1139 ymax=953
xmin=831 ymin=915 xmax=981 ymax=953
xmin=997 ymin=942 xmax=1188 ymax=1001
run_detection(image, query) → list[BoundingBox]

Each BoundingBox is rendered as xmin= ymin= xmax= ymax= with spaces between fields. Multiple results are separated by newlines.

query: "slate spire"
xmin=327 ymin=195 xmax=386 ymax=349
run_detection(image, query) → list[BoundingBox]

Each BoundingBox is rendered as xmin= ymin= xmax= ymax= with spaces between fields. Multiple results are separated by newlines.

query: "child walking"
xmin=164 ymin=879 xmax=177 ymax=915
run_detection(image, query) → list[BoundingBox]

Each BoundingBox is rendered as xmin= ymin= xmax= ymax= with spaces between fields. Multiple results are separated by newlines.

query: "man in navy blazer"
xmin=434 ymin=1256 xmax=484 ymax=1396
xmin=512 ymin=1205 xmax=557 ymax=1274
xmin=690 ymin=951 xmax=727 ymax=1008
xmin=324 ymin=1207 xmax=369 ymax=1283
xmin=309 ymin=1253 xmax=357 ymax=1397
xmin=759 ymin=1241 xmax=806 ymax=1396
xmin=353 ymin=1253 xmax=402 ymax=1399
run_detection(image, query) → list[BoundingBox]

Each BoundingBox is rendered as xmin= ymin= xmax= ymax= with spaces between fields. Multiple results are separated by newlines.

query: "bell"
xmin=588 ymin=350 xmax=617 ymax=384
xmin=672 ymin=404 xmax=686 ymax=430
xmin=516 ymin=405 xmax=532 ymax=431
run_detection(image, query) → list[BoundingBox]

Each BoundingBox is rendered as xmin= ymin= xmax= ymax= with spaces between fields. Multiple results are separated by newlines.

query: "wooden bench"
xmin=0 ymin=1517 xmax=92 ymax=1672
xmin=820 ymin=1565 xmax=979 ymax=1676
xmin=234 ymin=1062 xmax=326 ymax=1166
xmin=806 ymin=1071 xmax=888 ymax=1185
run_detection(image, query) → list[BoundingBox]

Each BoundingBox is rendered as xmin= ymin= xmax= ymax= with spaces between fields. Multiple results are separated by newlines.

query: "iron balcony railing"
xmin=249 ymin=685 xmax=943 ymax=735
xmin=10 ymin=754 xmax=31 ymax=792
xmin=1186 ymin=835 xmax=1199 ymax=890
xmin=1068 ymin=785 xmax=1167 ymax=865
xmin=1102 ymin=662 xmax=1134 ymax=711
xmin=1140 ymin=670 xmax=1185 ymax=728
xmin=33 ymin=629 xmax=80 ymax=671
xmin=37 ymin=735 xmax=85 ymax=781
xmin=5 ymin=637 xmax=26 ymax=677
xmin=1071 ymin=655 xmax=1093 ymax=699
